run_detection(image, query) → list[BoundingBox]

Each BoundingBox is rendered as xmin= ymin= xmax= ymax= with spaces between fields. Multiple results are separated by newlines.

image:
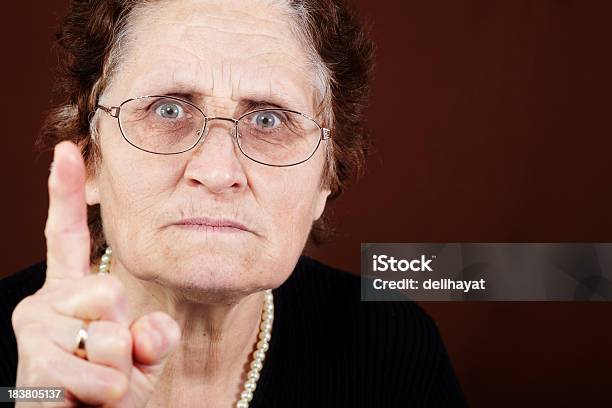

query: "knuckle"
xmin=11 ymin=295 xmax=37 ymax=330
xmin=11 ymin=303 xmax=26 ymax=331
xmin=45 ymin=218 xmax=88 ymax=242
xmin=43 ymin=223 xmax=52 ymax=241
xmin=96 ymin=276 xmax=127 ymax=305
xmin=43 ymin=218 xmax=56 ymax=240
xmin=113 ymin=328 xmax=133 ymax=355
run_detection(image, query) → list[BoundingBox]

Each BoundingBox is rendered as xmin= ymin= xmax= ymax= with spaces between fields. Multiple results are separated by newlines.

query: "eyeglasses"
xmin=95 ymin=95 xmax=331 ymax=167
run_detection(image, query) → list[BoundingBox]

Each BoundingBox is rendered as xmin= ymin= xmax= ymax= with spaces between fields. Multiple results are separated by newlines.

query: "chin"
xmin=151 ymin=247 xmax=278 ymax=298
xmin=127 ymin=230 xmax=298 ymax=297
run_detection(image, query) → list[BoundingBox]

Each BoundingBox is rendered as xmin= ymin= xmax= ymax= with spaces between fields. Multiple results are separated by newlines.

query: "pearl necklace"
xmin=97 ymin=246 xmax=274 ymax=408
xmin=96 ymin=246 xmax=113 ymax=275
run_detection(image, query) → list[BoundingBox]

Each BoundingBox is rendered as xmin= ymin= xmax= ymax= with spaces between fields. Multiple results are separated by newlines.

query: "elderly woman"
xmin=0 ymin=0 xmax=465 ymax=407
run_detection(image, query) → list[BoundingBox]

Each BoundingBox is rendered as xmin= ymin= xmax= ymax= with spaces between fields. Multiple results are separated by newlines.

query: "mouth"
xmin=172 ymin=217 xmax=253 ymax=234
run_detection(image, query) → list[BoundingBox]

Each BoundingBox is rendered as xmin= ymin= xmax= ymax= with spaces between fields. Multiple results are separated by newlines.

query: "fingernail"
xmin=50 ymin=145 xmax=58 ymax=173
xmin=147 ymin=315 xmax=164 ymax=351
xmin=149 ymin=328 xmax=162 ymax=351
xmin=50 ymin=142 xmax=64 ymax=175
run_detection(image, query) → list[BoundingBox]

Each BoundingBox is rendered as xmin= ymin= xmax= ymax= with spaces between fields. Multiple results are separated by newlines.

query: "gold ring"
xmin=74 ymin=320 xmax=90 ymax=360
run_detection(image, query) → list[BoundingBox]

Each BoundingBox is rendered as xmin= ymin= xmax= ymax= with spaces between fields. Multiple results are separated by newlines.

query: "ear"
xmin=313 ymin=187 xmax=331 ymax=221
xmin=85 ymin=173 xmax=100 ymax=205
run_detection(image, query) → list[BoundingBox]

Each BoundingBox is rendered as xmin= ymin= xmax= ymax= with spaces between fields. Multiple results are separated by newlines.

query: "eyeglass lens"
xmin=118 ymin=96 xmax=322 ymax=166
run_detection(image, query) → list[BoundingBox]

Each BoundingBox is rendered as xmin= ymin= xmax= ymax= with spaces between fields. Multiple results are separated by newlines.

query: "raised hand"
xmin=11 ymin=141 xmax=181 ymax=407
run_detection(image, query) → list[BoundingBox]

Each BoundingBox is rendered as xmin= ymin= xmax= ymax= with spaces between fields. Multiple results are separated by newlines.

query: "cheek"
xmin=248 ymin=176 xmax=320 ymax=286
xmin=255 ymin=148 xmax=328 ymax=239
xmin=98 ymin=153 xmax=182 ymax=249
xmin=256 ymin=169 xmax=322 ymax=245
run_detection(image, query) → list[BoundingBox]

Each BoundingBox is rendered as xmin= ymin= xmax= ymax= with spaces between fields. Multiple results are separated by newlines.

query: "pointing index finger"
xmin=44 ymin=141 xmax=91 ymax=283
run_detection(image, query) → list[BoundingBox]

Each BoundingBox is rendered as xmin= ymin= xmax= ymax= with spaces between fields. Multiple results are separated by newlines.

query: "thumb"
xmin=130 ymin=311 xmax=181 ymax=380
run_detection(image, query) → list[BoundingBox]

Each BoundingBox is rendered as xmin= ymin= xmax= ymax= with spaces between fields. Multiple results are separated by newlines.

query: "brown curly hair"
xmin=38 ymin=0 xmax=375 ymax=264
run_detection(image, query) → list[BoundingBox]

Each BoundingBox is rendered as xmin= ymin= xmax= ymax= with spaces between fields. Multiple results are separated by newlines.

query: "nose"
xmin=182 ymin=118 xmax=247 ymax=194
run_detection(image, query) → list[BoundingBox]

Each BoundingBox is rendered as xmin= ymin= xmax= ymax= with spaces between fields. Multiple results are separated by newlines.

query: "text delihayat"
xmin=373 ymin=278 xmax=486 ymax=292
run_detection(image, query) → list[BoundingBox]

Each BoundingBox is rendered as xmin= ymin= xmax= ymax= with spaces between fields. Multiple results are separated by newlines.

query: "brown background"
xmin=3 ymin=1 xmax=612 ymax=406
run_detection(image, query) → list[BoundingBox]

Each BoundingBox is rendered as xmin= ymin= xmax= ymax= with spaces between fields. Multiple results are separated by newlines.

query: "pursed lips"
xmin=171 ymin=217 xmax=254 ymax=234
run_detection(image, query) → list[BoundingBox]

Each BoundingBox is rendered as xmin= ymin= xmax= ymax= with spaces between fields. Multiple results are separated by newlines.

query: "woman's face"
xmin=86 ymin=0 xmax=331 ymax=297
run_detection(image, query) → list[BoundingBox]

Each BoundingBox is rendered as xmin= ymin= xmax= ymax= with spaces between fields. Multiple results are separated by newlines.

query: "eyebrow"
xmin=158 ymin=92 xmax=289 ymax=114
xmin=128 ymin=72 xmax=311 ymax=113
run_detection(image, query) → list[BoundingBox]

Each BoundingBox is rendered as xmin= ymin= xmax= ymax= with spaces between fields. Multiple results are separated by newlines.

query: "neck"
xmin=108 ymin=260 xmax=266 ymax=404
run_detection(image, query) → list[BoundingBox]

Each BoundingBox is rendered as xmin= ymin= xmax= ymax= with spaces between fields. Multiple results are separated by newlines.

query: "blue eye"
xmin=156 ymin=103 xmax=183 ymax=119
xmin=254 ymin=111 xmax=281 ymax=128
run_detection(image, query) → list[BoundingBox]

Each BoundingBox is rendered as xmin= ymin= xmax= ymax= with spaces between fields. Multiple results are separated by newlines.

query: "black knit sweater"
xmin=0 ymin=256 xmax=466 ymax=407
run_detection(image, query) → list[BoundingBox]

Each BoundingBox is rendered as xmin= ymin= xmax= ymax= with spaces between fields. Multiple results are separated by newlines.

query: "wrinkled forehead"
xmin=107 ymin=0 xmax=319 ymax=114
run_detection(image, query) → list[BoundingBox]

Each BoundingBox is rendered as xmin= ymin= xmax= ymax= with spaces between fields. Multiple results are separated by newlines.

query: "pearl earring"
xmin=97 ymin=246 xmax=112 ymax=275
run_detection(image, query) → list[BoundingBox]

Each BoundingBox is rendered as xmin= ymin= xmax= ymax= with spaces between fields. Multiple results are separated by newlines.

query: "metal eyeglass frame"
xmin=95 ymin=95 xmax=332 ymax=167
